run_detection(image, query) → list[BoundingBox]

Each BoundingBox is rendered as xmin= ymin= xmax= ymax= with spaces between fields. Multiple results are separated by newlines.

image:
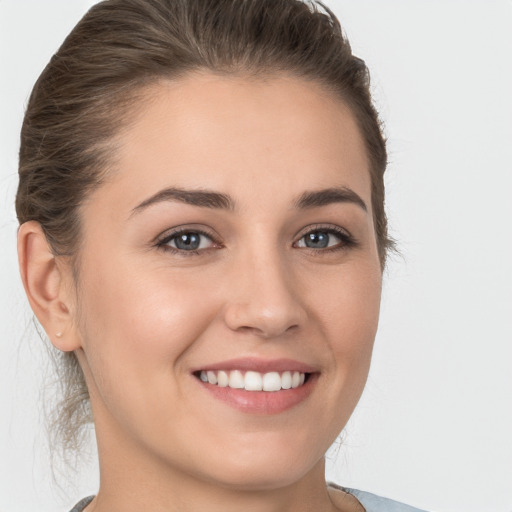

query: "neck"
xmin=89 ymin=428 xmax=338 ymax=512
xmin=92 ymin=461 xmax=337 ymax=512
xmin=83 ymin=377 xmax=349 ymax=512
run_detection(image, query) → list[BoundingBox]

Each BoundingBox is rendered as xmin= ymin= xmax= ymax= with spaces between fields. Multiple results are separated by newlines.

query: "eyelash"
xmin=294 ymin=224 xmax=357 ymax=253
xmin=155 ymin=225 xmax=357 ymax=256
xmin=156 ymin=227 xmax=221 ymax=256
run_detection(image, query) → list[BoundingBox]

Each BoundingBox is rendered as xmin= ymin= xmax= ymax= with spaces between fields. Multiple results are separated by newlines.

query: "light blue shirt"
xmin=341 ymin=486 xmax=428 ymax=512
xmin=69 ymin=489 xmax=429 ymax=511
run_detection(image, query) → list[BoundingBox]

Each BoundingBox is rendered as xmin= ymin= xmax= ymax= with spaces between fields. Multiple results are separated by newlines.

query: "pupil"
xmin=306 ymin=232 xmax=329 ymax=248
xmin=175 ymin=233 xmax=200 ymax=250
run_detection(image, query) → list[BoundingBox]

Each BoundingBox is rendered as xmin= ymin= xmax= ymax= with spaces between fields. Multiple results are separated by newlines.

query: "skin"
xmin=18 ymin=72 xmax=382 ymax=511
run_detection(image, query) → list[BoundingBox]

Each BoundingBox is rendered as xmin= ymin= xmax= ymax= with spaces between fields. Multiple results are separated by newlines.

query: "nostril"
xmin=223 ymin=302 xmax=305 ymax=339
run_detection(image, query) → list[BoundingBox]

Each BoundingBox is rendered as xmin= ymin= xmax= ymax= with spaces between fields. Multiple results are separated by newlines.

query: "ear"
xmin=18 ymin=221 xmax=81 ymax=351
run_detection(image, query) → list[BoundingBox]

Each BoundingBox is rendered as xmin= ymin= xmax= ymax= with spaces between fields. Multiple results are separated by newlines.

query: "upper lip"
xmin=192 ymin=357 xmax=318 ymax=374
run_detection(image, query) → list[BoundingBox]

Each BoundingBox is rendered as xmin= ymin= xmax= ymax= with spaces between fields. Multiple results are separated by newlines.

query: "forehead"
xmin=100 ymin=72 xmax=371 ymax=214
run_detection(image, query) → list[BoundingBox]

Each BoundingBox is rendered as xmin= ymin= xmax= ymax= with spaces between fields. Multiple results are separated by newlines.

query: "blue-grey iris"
xmin=175 ymin=233 xmax=201 ymax=250
xmin=305 ymin=232 xmax=329 ymax=249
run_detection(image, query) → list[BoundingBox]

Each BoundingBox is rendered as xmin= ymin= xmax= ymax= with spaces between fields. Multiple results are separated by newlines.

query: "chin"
xmin=188 ymin=432 xmax=327 ymax=492
xmin=205 ymin=462 xmax=317 ymax=492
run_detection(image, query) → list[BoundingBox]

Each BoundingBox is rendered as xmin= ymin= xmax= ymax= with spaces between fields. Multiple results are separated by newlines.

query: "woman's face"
xmin=70 ymin=73 xmax=382 ymax=489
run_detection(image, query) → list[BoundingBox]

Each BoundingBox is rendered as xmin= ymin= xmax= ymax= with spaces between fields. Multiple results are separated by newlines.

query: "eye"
xmin=294 ymin=226 xmax=355 ymax=251
xmin=157 ymin=229 xmax=218 ymax=253
xmin=296 ymin=231 xmax=339 ymax=249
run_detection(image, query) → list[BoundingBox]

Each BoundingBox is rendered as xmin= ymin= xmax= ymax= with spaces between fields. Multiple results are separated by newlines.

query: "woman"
xmin=15 ymin=0 xmax=426 ymax=510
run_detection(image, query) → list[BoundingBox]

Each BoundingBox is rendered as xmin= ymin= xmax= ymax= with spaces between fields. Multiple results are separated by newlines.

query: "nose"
xmin=223 ymin=249 xmax=306 ymax=339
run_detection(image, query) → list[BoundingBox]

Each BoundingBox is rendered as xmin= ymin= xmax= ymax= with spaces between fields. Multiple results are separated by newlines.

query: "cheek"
xmin=311 ymin=260 xmax=381 ymax=368
xmin=76 ymin=259 xmax=219 ymax=389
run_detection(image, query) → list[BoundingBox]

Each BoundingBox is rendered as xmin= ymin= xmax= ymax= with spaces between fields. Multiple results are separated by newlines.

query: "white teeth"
xmin=262 ymin=372 xmax=281 ymax=392
xmin=198 ymin=369 xmax=308 ymax=391
xmin=217 ymin=370 xmax=229 ymax=387
xmin=244 ymin=371 xmax=263 ymax=391
xmin=229 ymin=370 xmax=244 ymax=389
xmin=281 ymin=371 xmax=292 ymax=389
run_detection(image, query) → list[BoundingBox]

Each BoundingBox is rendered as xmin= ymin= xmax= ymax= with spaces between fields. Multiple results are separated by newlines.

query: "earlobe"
xmin=17 ymin=221 xmax=81 ymax=351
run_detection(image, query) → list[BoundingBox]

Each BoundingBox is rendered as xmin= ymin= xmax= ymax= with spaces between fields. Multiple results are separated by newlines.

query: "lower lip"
xmin=196 ymin=374 xmax=317 ymax=414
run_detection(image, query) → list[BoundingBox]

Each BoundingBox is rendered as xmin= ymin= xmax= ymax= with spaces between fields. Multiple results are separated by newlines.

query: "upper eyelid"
xmin=294 ymin=223 xmax=352 ymax=239
xmin=155 ymin=225 xmax=219 ymax=244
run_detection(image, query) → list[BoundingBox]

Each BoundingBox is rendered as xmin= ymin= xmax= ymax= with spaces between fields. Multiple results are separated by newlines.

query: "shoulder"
xmin=68 ymin=496 xmax=94 ymax=512
xmin=329 ymin=483 xmax=429 ymax=512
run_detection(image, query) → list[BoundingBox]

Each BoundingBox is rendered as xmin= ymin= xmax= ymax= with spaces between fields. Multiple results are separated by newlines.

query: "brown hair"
xmin=16 ymin=0 xmax=391 ymax=458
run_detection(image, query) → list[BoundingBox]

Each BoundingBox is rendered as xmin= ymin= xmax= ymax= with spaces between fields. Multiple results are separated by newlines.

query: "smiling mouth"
xmin=195 ymin=370 xmax=309 ymax=392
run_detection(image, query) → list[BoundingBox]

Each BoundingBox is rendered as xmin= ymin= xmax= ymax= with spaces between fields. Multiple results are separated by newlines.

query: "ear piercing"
xmin=56 ymin=332 xmax=63 ymax=338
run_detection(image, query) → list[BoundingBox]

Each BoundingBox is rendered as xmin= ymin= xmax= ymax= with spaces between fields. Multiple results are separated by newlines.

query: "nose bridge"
xmin=223 ymin=237 xmax=305 ymax=338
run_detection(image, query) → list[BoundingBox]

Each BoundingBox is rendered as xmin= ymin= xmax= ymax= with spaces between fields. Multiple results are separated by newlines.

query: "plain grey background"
xmin=1 ymin=1 xmax=511 ymax=511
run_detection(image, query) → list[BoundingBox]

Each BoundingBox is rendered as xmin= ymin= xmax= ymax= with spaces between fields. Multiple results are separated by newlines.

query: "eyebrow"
xmin=130 ymin=187 xmax=235 ymax=216
xmin=294 ymin=187 xmax=367 ymax=212
xmin=130 ymin=185 xmax=367 ymax=217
